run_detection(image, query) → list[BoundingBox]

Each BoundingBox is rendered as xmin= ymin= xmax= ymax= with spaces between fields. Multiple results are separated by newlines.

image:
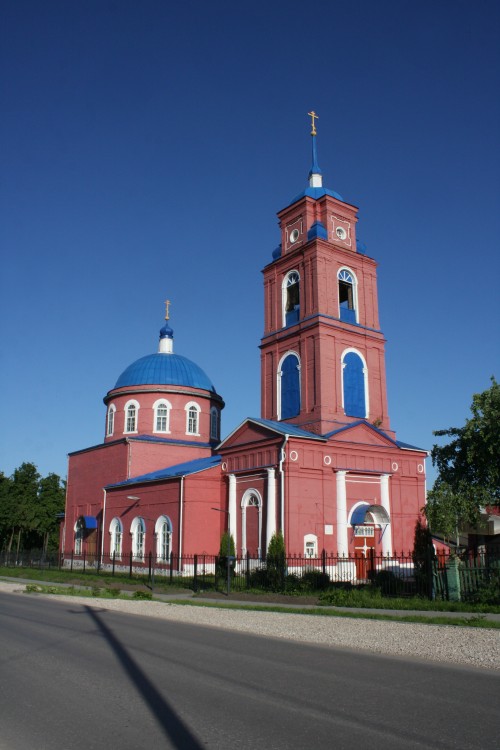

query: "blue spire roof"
xmin=114 ymin=353 xmax=216 ymax=391
xmin=308 ymin=134 xmax=322 ymax=178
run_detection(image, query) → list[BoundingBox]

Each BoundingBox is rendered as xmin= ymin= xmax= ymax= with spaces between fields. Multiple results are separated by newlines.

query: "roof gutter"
xmin=279 ymin=434 xmax=289 ymax=543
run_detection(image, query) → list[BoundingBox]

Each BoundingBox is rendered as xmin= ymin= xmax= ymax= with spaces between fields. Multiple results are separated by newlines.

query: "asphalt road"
xmin=0 ymin=592 xmax=499 ymax=750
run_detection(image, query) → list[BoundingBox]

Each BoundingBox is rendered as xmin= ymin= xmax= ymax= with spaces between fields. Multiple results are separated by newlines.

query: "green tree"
xmin=425 ymin=378 xmax=500 ymax=541
xmin=10 ymin=462 xmax=41 ymax=552
xmin=0 ymin=472 xmax=13 ymax=550
xmin=37 ymin=473 xmax=66 ymax=552
xmin=266 ymin=532 xmax=286 ymax=591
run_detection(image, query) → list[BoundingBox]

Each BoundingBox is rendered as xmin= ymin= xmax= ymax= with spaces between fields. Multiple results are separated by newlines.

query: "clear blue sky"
xmin=1 ymin=0 xmax=499 ymax=487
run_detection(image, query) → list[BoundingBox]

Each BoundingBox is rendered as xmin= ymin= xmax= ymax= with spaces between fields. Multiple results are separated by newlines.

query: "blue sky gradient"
xmin=1 ymin=0 xmax=499 ymax=486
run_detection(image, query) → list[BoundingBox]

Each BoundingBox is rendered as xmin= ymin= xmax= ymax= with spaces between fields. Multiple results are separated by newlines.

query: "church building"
xmin=62 ymin=117 xmax=427 ymax=568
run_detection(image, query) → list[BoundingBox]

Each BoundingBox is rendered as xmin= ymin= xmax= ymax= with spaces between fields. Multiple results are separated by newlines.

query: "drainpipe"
xmin=101 ymin=488 xmax=107 ymax=564
xmin=279 ymin=435 xmax=289 ymax=543
xmin=178 ymin=475 xmax=184 ymax=572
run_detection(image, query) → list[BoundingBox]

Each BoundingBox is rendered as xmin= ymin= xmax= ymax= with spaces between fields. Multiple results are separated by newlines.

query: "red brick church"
xmin=62 ymin=118 xmax=427 ymax=568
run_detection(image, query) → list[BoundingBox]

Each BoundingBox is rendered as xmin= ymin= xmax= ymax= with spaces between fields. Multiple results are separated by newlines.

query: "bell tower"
xmin=260 ymin=114 xmax=393 ymax=437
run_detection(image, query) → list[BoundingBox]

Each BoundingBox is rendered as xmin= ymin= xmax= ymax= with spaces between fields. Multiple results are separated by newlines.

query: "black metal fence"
xmin=1 ymin=546 xmax=499 ymax=601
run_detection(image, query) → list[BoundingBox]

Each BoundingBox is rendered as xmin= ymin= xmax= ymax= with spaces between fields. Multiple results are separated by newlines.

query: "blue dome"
xmin=114 ymin=353 xmax=216 ymax=392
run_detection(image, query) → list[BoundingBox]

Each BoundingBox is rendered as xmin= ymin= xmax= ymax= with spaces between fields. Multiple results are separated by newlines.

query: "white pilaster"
xmin=380 ymin=473 xmax=392 ymax=556
xmin=228 ymin=474 xmax=237 ymax=549
xmin=266 ymin=468 xmax=276 ymax=551
xmin=336 ymin=471 xmax=348 ymax=555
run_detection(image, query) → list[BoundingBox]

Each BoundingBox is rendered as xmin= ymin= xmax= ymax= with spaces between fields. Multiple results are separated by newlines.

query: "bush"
xmin=133 ymin=590 xmax=152 ymax=600
xmin=373 ymin=570 xmax=406 ymax=596
xmin=266 ymin=532 xmax=286 ymax=592
xmin=301 ymin=569 xmax=330 ymax=591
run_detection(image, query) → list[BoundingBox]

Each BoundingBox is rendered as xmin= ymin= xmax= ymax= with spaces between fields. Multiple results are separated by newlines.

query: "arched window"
xmin=106 ymin=405 xmax=116 ymax=437
xmin=304 ymin=534 xmax=318 ymax=558
xmin=278 ymin=352 xmax=301 ymax=420
xmin=155 ymin=515 xmax=172 ymax=562
xmin=338 ymin=268 xmax=358 ymax=324
xmin=124 ymin=400 xmax=139 ymax=433
xmin=74 ymin=518 xmax=84 ymax=555
xmin=153 ymin=399 xmax=171 ymax=433
xmin=185 ymin=401 xmax=200 ymax=435
xmin=282 ymin=271 xmax=300 ymax=327
xmin=342 ymin=350 xmax=368 ymax=418
xmin=210 ymin=407 xmax=219 ymax=440
xmin=131 ymin=517 xmax=145 ymax=560
xmin=109 ymin=517 xmax=123 ymax=558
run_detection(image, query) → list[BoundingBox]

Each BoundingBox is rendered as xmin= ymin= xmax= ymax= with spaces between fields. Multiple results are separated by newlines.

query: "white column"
xmin=380 ymin=474 xmax=392 ymax=556
xmin=266 ymin=468 xmax=276 ymax=552
xmin=336 ymin=470 xmax=348 ymax=555
xmin=228 ymin=474 xmax=237 ymax=550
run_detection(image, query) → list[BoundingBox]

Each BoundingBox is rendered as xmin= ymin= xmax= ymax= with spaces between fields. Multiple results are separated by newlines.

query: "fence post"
xmin=83 ymin=550 xmax=86 ymax=573
xmin=129 ymin=551 xmax=133 ymax=578
xmin=148 ymin=551 xmax=152 ymax=583
xmin=445 ymin=555 xmax=461 ymax=601
xmin=322 ymin=548 xmax=326 ymax=575
xmin=169 ymin=551 xmax=174 ymax=583
xmin=246 ymin=551 xmax=250 ymax=589
xmin=112 ymin=550 xmax=115 ymax=576
xmin=193 ymin=554 xmax=198 ymax=592
xmin=70 ymin=550 xmax=74 ymax=571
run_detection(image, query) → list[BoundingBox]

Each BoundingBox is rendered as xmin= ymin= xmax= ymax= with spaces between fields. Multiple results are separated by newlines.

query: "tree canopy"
xmin=0 ymin=463 xmax=65 ymax=553
xmin=425 ymin=378 xmax=499 ymax=541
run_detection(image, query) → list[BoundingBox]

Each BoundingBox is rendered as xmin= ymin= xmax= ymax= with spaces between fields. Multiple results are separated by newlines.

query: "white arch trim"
xmin=153 ymin=398 xmax=172 ymax=434
xmin=337 ymin=265 xmax=359 ymax=324
xmin=240 ymin=488 xmax=263 ymax=558
xmin=277 ymin=350 xmax=301 ymax=421
xmin=124 ymin=399 xmax=140 ymax=434
xmin=185 ymin=400 xmax=201 ymax=436
xmin=281 ymin=269 xmax=300 ymax=327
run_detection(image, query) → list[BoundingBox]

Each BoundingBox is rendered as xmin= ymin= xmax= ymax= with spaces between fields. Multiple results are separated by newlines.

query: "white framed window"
xmin=304 ymin=534 xmax=318 ymax=558
xmin=282 ymin=270 xmax=300 ymax=327
xmin=338 ymin=267 xmax=358 ymax=324
xmin=185 ymin=401 xmax=201 ymax=435
xmin=74 ymin=519 xmax=84 ymax=555
xmin=109 ymin=517 xmax=123 ymax=558
xmin=106 ymin=404 xmax=116 ymax=436
xmin=210 ymin=407 xmax=219 ymax=440
xmin=124 ymin=400 xmax=140 ymax=434
xmin=131 ymin=517 xmax=146 ymax=560
xmin=155 ymin=515 xmax=172 ymax=562
xmin=153 ymin=399 xmax=171 ymax=433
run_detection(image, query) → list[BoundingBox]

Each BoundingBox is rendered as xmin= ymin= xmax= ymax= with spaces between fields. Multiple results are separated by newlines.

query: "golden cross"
xmin=308 ymin=110 xmax=319 ymax=136
xmin=164 ymin=299 xmax=171 ymax=320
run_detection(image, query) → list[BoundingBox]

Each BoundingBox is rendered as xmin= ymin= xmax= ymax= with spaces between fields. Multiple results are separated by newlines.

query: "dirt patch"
xmin=196 ymin=591 xmax=322 ymax=606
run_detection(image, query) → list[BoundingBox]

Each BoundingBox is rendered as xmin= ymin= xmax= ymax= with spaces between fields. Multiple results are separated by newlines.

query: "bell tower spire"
xmin=307 ymin=111 xmax=323 ymax=188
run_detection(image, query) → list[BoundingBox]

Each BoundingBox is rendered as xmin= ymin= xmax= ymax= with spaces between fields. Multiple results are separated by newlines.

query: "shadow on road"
xmin=85 ymin=606 xmax=203 ymax=749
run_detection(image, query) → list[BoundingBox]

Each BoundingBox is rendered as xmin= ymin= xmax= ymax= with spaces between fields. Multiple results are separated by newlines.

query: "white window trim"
xmin=106 ymin=404 xmax=116 ymax=437
xmin=277 ymin=350 xmax=301 ymax=421
xmin=240 ymin=489 xmax=263 ymax=558
xmin=337 ymin=266 xmax=359 ymax=324
xmin=155 ymin=515 xmax=172 ymax=562
xmin=109 ymin=517 xmax=123 ymax=559
xmin=153 ymin=398 xmax=172 ymax=434
xmin=185 ymin=401 xmax=201 ymax=436
xmin=304 ymin=533 xmax=318 ymax=558
xmin=74 ymin=519 xmax=84 ymax=556
xmin=340 ymin=347 xmax=369 ymax=419
xmin=124 ymin=399 xmax=140 ymax=434
xmin=130 ymin=516 xmax=146 ymax=560
xmin=282 ymin=269 xmax=300 ymax=328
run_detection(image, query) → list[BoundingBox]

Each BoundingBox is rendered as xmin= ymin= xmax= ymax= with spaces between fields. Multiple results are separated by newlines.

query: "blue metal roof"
xmin=106 ymin=455 xmax=221 ymax=488
xmin=287 ymin=186 xmax=344 ymax=207
xmin=248 ymin=418 xmax=326 ymax=441
xmin=114 ymin=353 xmax=216 ymax=392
